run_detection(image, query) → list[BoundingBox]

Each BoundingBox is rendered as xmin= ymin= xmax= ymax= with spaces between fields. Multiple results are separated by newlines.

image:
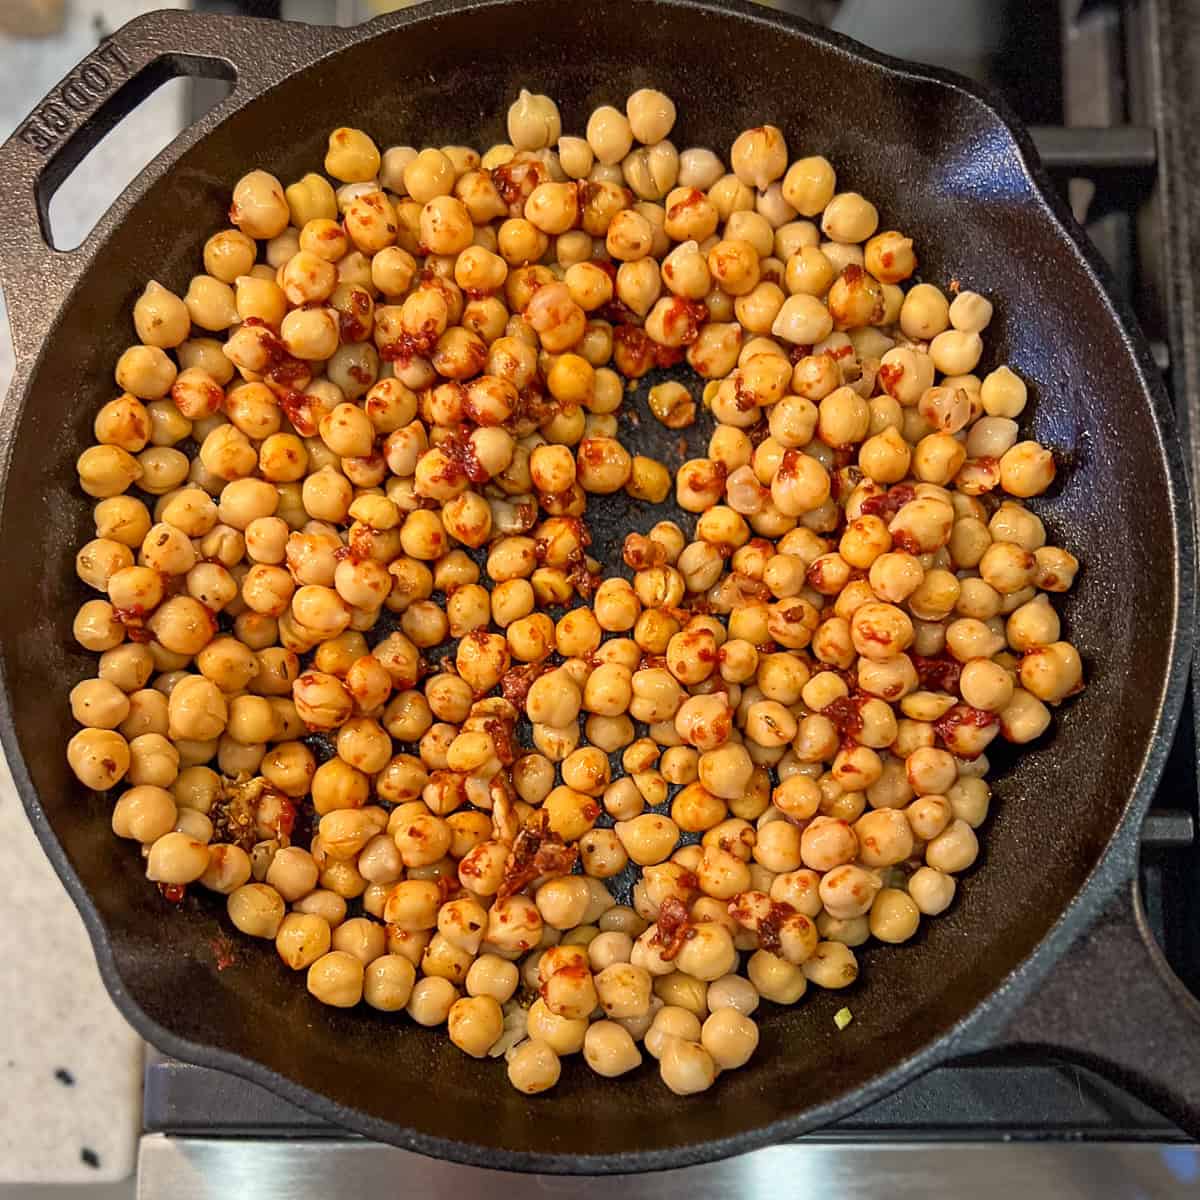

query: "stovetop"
xmin=136 ymin=0 xmax=1200 ymax=1192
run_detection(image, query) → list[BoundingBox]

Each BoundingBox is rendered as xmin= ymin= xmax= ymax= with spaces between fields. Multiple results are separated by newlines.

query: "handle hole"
xmin=42 ymin=57 xmax=234 ymax=252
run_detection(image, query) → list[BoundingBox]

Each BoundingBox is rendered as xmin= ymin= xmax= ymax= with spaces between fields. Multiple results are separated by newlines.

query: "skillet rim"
xmin=0 ymin=0 xmax=1193 ymax=1173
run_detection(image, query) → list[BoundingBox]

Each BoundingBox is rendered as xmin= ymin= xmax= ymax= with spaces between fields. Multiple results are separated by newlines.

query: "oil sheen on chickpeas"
xmin=66 ymin=84 xmax=1082 ymax=1098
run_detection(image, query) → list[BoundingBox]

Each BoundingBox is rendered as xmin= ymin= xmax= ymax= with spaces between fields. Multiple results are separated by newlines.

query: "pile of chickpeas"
xmin=64 ymin=84 xmax=1084 ymax=1098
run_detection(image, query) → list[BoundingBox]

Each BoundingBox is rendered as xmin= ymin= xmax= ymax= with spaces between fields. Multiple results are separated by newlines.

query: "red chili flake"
xmin=596 ymin=297 xmax=639 ymax=326
xmin=534 ymin=517 xmax=591 ymax=562
xmin=757 ymin=900 xmax=797 ymax=955
xmin=264 ymin=356 xmax=310 ymax=393
xmin=937 ymin=704 xmax=998 ymax=733
xmin=822 ymin=694 xmax=866 ymax=737
xmin=733 ymin=373 xmax=759 ymax=412
xmin=273 ymin=795 xmax=296 ymax=842
xmin=508 ymin=381 xmax=559 ymax=430
xmin=498 ymin=812 xmax=578 ymax=898
xmin=878 ymin=361 xmax=904 ymax=395
xmin=651 ymin=896 xmax=695 ymax=961
xmin=483 ymin=717 xmax=516 ymax=767
xmin=859 ymin=482 xmax=916 ymax=523
xmin=910 ymin=653 xmax=962 ymax=694
xmin=158 ymin=883 xmax=186 ymax=904
xmin=622 ymin=533 xmax=665 ymax=570
xmin=615 ymin=325 xmax=685 ymax=374
xmin=279 ymin=391 xmax=325 ymax=437
xmin=658 ymin=297 xmax=708 ymax=347
xmin=934 ymin=704 xmax=1000 ymax=758
xmin=379 ymin=326 xmax=438 ymax=365
xmin=491 ymin=159 xmax=548 ymax=211
xmin=440 ymin=433 xmax=489 ymax=484
xmin=729 ymin=576 xmax=772 ymax=603
xmin=338 ymin=289 xmax=373 ymax=342
xmin=567 ymin=548 xmax=600 ymax=598
xmin=238 ymin=315 xmax=289 ymax=365
xmin=209 ymin=934 xmax=236 ymax=971
xmin=500 ymin=663 xmax=546 ymax=707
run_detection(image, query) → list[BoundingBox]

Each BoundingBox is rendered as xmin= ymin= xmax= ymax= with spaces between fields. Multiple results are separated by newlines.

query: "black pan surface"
xmin=0 ymin=0 xmax=1192 ymax=1173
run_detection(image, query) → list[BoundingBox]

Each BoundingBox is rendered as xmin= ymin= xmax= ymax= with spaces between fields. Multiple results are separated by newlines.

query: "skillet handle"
xmin=0 ymin=9 xmax=339 ymax=359
xmin=982 ymin=878 xmax=1200 ymax=1137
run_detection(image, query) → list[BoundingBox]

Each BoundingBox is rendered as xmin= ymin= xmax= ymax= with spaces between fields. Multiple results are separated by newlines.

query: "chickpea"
xmin=507 ymin=1038 xmax=562 ymax=1094
xmin=446 ymin=995 xmax=504 ymax=1058
xmin=226 ymin=169 xmax=288 ymax=238
xmin=908 ymin=866 xmax=956 ymax=916
xmin=505 ymin=89 xmax=561 ymax=152
xmin=397 ymin=976 xmax=456 ymax=1031
xmin=739 ymin=949 xmax=802 ymax=1004
xmin=550 ymin=135 xmax=592 ymax=182
xmin=301 ymin=949 xmax=364 ymax=1009
xmin=698 ymin=1007 xmax=758 ymax=1071
xmin=78 ymin=444 xmax=143 ymax=499
xmin=800 ymin=940 xmax=858 ymax=990
xmin=925 ymin=818 xmax=980 ymax=873
xmin=107 ymin=784 xmax=174 ymax=845
xmin=998 ymin=440 xmax=1057 ymax=498
xmin=614 ymin=813 xmax=680 ymax=867
xmin=1017 ymin=640 xmax=1084 ymax=705
xmin=980 ymin=365 xmax=1028 ymax=418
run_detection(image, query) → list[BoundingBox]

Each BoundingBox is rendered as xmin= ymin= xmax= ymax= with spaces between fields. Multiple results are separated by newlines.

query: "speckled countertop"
xmin=0 ymin=0 xmax=185 ymax=1184
xmin=0 ymin=761 xmax=143 ymax=1183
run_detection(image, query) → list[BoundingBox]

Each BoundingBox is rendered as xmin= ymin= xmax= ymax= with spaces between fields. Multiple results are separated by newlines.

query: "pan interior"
xmin=0 ymin=0 xmax=1181 ymax=1164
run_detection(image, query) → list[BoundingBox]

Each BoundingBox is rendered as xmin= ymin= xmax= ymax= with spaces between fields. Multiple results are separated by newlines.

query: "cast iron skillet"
xmin=0 ymin=0 xmax=1197 ymax=1174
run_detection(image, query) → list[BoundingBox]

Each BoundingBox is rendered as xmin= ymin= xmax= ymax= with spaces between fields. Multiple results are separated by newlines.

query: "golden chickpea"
xmin=199 ymin=229 xmax=255 ymax=287
xmin=500 ymin=1036 xmax=560 ymax=1095
xmin=224 ymin=882 xmax=284 ymax=939
xmin=504 ymin=88 xmax=560 ymax=151
xmin=319 ymin=124 xmax=380 ymax=182
xmin=484 ymin=894 xmax=543 ymax=957
xmin=1017 ymin=640 xmax=1084 ymax=705
xmin=551 ymin=135 xmax=593 ymax=182
xmin=300 ymin=949 xmax=364 ymax=1010
xmin=225 ymin=168 xmax=288 ymax=240
xmin=109 ymin=784 xmax=175 ymax=843
xmin=743 ymin=949 xmax=805 ymax=1004
xmin=93 ymin=498 xmax=152 ymax=557
xmin=584 ymin=104 xmax=633 ymax=166
xmin=443 ymin=994 xmax=503 ymax=1058
xmin=576 ymin=1020 xmax=641 ymax=1079
xmin=400 ymin=974 xmax=456 ymax=1028
xmin=77 ymin=442 xmax=145 ymax=499
xmin=615 ymin=814 xmax=680 ymax=866
xmin=996 ymin=439 xmax=1057 ymax=498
